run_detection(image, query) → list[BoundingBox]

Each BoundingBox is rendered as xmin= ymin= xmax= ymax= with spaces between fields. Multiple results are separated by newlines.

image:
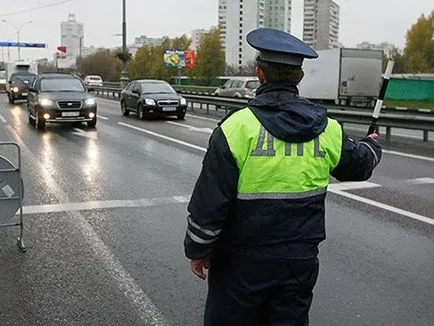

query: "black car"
xmin=7 ymin=72 xmax=36 ymax=104
xmin=120 ymin=80 xmax=187 ymax=120
xmin=27 ymin=73 xmax=97 ymax=129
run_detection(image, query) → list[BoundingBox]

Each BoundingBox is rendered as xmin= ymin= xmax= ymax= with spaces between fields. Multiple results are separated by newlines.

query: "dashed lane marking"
xmin=328 ymin=182 xmax=381 ymax=191
xmin=406 ymin=177 xmax=434 ymax=185
xmin=166 ymin=121 xmax=213 ymax=133
xmin=118 ymin=122 xmax=207 ymax=152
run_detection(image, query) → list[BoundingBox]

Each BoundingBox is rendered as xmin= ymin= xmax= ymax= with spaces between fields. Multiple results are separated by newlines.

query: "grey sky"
xmin=0 ymin=0 xmax=432 ymax=62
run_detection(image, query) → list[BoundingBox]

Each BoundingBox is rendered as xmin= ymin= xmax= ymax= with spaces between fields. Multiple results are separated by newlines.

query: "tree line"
xmin=43 ymin=11 xmax=433 ymax=84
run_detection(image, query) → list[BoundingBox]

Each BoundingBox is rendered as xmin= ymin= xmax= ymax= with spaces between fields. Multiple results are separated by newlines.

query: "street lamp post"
xmin=119 ymin=0 xmax=129 ymax=88
xmin=1 ymin=20 xmax=33 ymax=61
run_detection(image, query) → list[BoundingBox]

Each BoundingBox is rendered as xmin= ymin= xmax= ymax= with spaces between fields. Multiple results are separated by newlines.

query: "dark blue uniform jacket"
xmin=184 ymin=82 xmax=382 ymax=260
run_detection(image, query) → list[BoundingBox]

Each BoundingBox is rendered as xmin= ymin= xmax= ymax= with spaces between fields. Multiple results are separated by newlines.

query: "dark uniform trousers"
xmin=204 ymin=252 xmax=319 ymax=326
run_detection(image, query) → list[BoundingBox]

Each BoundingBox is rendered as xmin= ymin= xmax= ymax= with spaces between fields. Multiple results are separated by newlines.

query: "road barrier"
xmin=90 ymin=86 xmax=434 ymax=142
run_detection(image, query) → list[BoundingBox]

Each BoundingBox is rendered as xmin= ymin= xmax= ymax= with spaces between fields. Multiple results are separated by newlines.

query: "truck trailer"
xmin=298 ymin=48 xmax=383 ymax=106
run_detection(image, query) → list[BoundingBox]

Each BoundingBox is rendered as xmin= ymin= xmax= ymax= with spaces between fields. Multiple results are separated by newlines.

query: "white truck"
xmin=298 ymin=48 xmax=383 ymax=106
xmin=5 ymin=61 xmax=38 ymax=104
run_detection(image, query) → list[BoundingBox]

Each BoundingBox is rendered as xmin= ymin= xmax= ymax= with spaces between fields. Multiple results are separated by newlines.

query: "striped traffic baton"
xmin=367 ymin=59 xmax=395 ymax=135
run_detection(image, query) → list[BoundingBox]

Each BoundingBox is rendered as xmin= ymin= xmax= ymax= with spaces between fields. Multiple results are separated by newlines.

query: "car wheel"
xmin=35 ymin=111 xmax=45 ymax=130
xmin=8 ymin=93 xmax=14 ymax=104
xmin=177 ymin=113 xmax=185 ymax=120
xmin=87 ymin=117 xmax=97 ymax=128
xmin=121 ymin=100 xmax=129 ymax=116
xmin=137 ymin=107 xmax=145 ymax=120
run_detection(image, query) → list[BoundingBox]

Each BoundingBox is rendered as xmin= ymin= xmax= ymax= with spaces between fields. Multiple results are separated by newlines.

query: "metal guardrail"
xmin=89 ymin=86 xmax=434 ymax=141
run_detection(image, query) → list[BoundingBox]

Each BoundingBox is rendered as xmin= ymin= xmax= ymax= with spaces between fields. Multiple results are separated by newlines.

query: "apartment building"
xmin=264 ymin=0 xmax=292 ymax=33
xmin=218 ymin=0 xmax=265 ymax=68
xmin=303 ymin=0 xmax=340 ymax=50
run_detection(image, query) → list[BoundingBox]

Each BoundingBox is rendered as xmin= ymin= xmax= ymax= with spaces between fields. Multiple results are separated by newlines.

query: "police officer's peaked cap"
xmin=247 ymin=28 xmax=318 ymax=66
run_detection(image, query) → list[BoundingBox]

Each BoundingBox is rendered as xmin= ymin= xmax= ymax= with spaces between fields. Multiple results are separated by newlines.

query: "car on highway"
xmin=6 ymin=72 xmax=37 ymax=104
xmin=120 ymin=79 xmax=187 ymax=120
xmin=84 ymin=75 xmax=103 ymax=90
xmin=213 ymin=76 xmax=260 ymax=98
xmin=27 ymin=72 xmax=97 ymax=129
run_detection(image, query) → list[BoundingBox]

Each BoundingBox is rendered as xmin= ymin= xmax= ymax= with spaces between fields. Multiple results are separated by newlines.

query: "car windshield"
xmin=89 ymin=76 xmax=102 ymax=81
xmin=0 ymin=71 xmax=5 ymax=79
xmin=12 ymin=74 xmax=36 ymax=84
xmin=245 ymin=80 xmax=260 ymax=89
xmin=141 ymin=82 xmax=176 ymax=94
xmin=40 ymin=78 xmax=86 ymax=92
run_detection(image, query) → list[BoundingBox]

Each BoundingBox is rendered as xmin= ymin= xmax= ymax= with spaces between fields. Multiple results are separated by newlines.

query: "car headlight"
xmin=12 ymin=87 xmax=19 ymax=93
xmin=39 ymin=98 xmax=53 ymax=106
xmin=145 ymin=98 xmax=156 ymax=106
xmin=180 ymin=98 xmax=187 ymax=105
xmin=85 ymin=98 xmax=96 ymax=106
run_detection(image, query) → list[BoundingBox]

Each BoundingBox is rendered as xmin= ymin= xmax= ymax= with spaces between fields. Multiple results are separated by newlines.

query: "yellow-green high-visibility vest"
xmin=220 ymin=108 xmax=343 ymax=199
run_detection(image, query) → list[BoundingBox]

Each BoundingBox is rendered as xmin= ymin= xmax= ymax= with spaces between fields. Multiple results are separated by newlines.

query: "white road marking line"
xmin=329 ymin=182 xmax=381 ymax=191
xmin=406 ymin=177 xmax=434 ymax=185
xmin=97 ymin=115 xmax=109 ymax=120
xmin=166 ymin=121 xmax=213 ymax=133
xmin=329 ymin=189 xmax=434 ymax=225
xmin=118 ymin=122 xmax=207 ymax=152
xmin=6 ymin=124 xmax=170 ymax=325
xmin=21 ymin=196 xmax=190 ymax=215
xmin=0 ymin=114 xmax=7 ymax=123
xmin=383 ymin=150 xmax=434 ymax=162
xmin=186 ymin=113 xmax=220 ymax=122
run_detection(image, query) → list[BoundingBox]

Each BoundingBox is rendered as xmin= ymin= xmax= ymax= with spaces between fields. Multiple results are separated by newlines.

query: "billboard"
xmin=57 ymin=57 xmax=76 ymax=69
xmin=184 ymin=50 xmax=196 ymax=68
xmin=164 ymin=50 xmax=195 ymax=68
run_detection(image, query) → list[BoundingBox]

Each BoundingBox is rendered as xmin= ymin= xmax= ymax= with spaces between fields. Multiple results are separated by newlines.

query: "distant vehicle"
xmin=27 ymin=73 xmax=97 ymax=129
xmin=120 ymin=79 xmax=188 ymax=120
xmin=213 ymin=76 xmax=260 ymax=98
xmin=84 ymin=75 xmax=103 ymax=90
xmin=5 ymin=62 xmax=38 ymax=104
xmin=298 ymin=48 xmax=383 ymax=106
xmin=0 ymin=70 xmax=6 ymax=92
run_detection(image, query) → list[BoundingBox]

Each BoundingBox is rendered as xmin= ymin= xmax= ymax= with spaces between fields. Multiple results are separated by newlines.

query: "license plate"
xmin=22 ymin=93 xmax=27 ymax=96
xmin=162 ymin=107 xmax=176 ymax=112
xmin=62 ymin=111 xmax=79 ymax=117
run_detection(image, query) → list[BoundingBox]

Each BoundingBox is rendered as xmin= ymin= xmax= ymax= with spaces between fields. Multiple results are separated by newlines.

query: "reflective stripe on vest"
xmin=220 ymin=108 xmax=342 ymax=199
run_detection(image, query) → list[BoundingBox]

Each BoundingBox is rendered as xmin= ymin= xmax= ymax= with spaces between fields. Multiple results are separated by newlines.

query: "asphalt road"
xmin=0 ymin=96 xmax=432 ymax=325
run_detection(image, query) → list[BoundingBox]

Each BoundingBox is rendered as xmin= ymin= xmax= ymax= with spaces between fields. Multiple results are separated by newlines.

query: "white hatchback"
xmin=84 ymin=75 xmax=103 ymax=89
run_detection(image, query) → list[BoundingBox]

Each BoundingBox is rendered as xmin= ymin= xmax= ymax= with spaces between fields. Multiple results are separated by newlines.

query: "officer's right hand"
xmin=367 ymin=133 xmax=379 ymax=141
xmin=191 ymin=258 xmax=210 ymax=280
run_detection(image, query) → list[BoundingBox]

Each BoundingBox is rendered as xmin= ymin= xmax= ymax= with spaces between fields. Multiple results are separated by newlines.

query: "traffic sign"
xmin=0 ymin=42 xmax=47 ymax=48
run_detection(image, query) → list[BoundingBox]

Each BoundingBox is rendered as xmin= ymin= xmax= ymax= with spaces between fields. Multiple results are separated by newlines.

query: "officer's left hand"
xmin=191 ymin=258 xmax=210 ymax=280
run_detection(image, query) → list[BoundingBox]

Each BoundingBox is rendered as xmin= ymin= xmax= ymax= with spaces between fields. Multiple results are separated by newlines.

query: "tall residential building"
xmin=191 ymin=29 xmax=208 ymax=51
xmin=60 ymin=13 xmax=84 ymax=58
xmin=218 ymin=0 xmax=265 ymax=68
xmin=264 ymin=0 xmax=292 ymax=33
xmin=303 ymin=0 xmax=339 ymax=50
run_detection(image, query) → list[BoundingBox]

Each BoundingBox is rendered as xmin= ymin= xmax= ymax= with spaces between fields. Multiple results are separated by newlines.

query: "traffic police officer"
xmin=184 ymin=28 xmax=382 ymax=326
